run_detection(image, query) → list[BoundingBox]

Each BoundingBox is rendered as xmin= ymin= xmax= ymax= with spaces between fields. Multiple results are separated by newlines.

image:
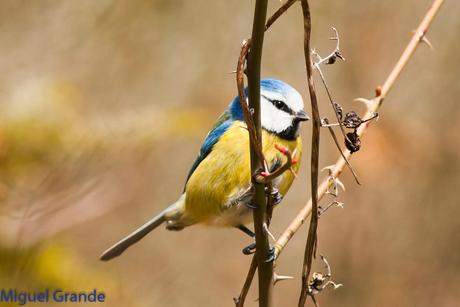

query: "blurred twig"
xmin=274 ymin=0 xmax=445 ymax=260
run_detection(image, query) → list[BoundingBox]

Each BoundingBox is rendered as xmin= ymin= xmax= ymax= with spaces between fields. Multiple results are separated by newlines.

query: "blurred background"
xmin=0 ymin=0 xmax=459 ymax=306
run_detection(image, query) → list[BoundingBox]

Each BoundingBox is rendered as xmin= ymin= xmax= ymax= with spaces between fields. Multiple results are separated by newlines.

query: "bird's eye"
xmin=274 ymin=100 xmax=285 ymax=109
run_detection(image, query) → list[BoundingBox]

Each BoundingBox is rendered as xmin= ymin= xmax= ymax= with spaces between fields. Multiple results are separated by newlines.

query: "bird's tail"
xmin=100 ymin=198 xmax=184 ymax=261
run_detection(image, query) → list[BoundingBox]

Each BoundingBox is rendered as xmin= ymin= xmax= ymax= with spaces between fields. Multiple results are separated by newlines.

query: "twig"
xmin=237 ymin=40 xmax=266 ymax=164
xmin=255 ymin=144 xmax=298 ymax=184
xmin=311 ymin=29 xmax=361 ymax=185
xmin=312 ymin=28 xmax=348 ymax=142
xmin=306 ymin=255 xmax=343 ymax=303
xmin=274 ymin=0 xmax=445 ymax=260
xmin=234 ymin=256 xmax=258 ymax=307
xmin=318 ymin=201 xmax=344 ymax=218
xmin=265 ymin=0 xmax=298 ymax=30
xmin=298 ymin=0 xmax=320 ymax=306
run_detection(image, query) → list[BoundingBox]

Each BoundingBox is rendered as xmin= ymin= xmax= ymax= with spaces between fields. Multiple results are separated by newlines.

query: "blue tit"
xmin=100 ymin=79 xmax=309 ymax=261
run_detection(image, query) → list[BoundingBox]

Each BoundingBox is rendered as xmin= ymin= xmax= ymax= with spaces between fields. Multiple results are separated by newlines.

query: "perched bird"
xmin=100 ymin=79 xmax=309 ymax=261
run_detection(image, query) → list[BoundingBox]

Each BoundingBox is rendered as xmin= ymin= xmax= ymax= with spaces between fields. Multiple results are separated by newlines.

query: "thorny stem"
xmin=274 ymin=0 xmax=445 ymax=261
xmin=299 ymin=0 xmax=320 ymax=306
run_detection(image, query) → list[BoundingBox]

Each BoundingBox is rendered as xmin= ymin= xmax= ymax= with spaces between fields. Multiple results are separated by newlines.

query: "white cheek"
xmin=260 ymin=102 xmax=293 ymax=133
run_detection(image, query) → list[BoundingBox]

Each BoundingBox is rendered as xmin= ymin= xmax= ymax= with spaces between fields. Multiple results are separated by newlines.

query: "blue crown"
xmin=229 ymin=78 xmax=295 ymax=120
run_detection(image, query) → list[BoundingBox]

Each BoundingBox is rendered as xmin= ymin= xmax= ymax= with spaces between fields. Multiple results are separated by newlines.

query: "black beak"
xmin=295 ymin=110 xmax=310 ymax=121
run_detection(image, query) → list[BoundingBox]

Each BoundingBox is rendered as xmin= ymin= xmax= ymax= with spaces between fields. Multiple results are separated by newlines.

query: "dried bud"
xmin=326 ymin=55 xmax=337 ymax=65
xmin=343 ymin=111 xmax=362 ymax=129
xmin=375 ymin=85 xmax=382 ymax=97
xmin=345 ymin=131 xmax=361 ymax=153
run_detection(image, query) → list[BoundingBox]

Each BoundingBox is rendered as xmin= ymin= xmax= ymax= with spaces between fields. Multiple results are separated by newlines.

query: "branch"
xmin=274 ymin=0 xmax=445 ymax=260
xmin=234 ymin=1 xmax=300 ymax=306
xmin=298 ymin=0 xmax=320 ymax=306
xmin=246 ymin=1 xmax=273 ymax=307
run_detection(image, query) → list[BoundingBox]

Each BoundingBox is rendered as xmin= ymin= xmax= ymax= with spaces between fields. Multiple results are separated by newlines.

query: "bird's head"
xmin=259 ymin=79 xmax=309 ymax=140
xmin=229 ymin=79 xmax=309 ymax=140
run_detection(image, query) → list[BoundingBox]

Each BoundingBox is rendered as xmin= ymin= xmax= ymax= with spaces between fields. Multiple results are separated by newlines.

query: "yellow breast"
xmin=184 ymin=121 xmax=302 ymax=225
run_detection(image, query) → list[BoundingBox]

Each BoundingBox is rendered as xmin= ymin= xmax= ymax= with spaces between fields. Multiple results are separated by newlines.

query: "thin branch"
xmin=237 ymin=40 xmax=266 ymax=165
xmin=234 ymin=256 xmax=258 ymax=307
xmin=274 ymin=0 xmax=445 ymax=260
xmin=255 ymin=144 xmax=298 ymax=183
xmin=299 ymin=0 xmax=320 ymax=306
xmin=312 ymin=28 xmax=348 ymax=142
xmin=265 ymin=0 xmax=298 ymax=30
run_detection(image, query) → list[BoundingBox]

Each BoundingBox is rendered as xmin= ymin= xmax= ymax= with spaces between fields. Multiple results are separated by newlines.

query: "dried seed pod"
xmin=343 ymin=111 xmax=362 ymax=129
xmin=345 ymin=131 xmax=361 ymax=153
xmin=326 ymin=55 xmax=337 ymax=65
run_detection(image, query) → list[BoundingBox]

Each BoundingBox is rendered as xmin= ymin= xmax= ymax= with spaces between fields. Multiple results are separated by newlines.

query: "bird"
xmin=100 ymin=79 xmax=309 ymax=261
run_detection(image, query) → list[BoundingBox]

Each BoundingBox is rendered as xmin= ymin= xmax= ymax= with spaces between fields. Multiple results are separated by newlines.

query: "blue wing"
xmin=184 ymin=97 xmax=244 ymax=189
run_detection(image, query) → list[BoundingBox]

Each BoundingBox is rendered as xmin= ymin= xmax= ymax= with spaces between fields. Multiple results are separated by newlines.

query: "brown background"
xmin=0 ymin=1 xmax=459 ymax=306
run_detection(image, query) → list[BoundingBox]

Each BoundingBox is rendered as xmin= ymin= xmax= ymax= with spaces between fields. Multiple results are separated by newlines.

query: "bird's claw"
xmin=242 ymin=242 xmax=276 ymax=263
xmin=265 ymin=187 xmax=283 ymax=205
xmin=242 ymin=242 xmax=256 ymax=255
xmin=265 ymin=246 xmax=276 ymax=263
xmin=245 ymin=202 xmax=258 ymax=209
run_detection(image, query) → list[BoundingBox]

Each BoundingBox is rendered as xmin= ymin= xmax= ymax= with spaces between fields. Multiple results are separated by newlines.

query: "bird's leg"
xmin=237 ymin=225 xmax=255 ymax=238
xmin=237 ymin=225 xmax=257 ymax=255
xmin=240 ymin=224 xmax=278 ymax=262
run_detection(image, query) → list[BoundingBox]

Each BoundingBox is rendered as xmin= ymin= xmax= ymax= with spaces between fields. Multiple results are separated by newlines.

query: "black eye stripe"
xmin=262 ymin=95 xmax=294 ymax=115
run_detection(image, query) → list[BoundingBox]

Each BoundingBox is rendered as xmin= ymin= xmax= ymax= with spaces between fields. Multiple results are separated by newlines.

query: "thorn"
xmin=421 ymin=36 xmax=434 ymax=50
xmin=412 ymin=30 xmax=434 ymax=50
xmin=274 ymin=273 xmax=294 ymax=284
xmin=321 ymin=165 xmax=335 ymax=175
xmin=354 ymin=97 xmax=374 ymax=108
xmin=335 ymin=178 xmax=346 ymax=191
xmin=289 ymin=167 xmax=298 ymax=178
xmin=292 ymin=158 xmax=298 ymax=165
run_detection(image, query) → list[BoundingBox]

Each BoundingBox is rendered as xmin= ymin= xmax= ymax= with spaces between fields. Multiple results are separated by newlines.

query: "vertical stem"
xmin=299 ymin=0 xmax=320 ymax=306
xmin=247 ymin=0 xmax=272 ymax=306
